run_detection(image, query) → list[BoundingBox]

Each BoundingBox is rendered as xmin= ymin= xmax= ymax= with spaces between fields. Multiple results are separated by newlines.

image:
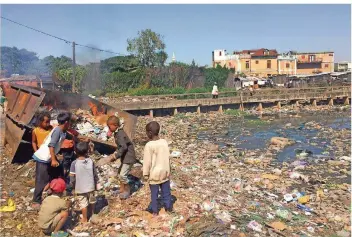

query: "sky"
xmin=1 ymin=4 xmax=351 ymax=65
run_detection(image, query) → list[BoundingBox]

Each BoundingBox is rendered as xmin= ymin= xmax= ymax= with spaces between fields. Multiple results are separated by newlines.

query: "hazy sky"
xmin=1 ymin=4 xmax=351 ymax=65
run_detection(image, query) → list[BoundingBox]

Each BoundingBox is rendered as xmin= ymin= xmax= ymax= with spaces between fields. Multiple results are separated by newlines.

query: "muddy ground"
xmin=0 ymin=104 xmax=351 ymax=237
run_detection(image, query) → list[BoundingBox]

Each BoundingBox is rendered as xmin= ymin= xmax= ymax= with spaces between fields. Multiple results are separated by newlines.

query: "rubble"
xmin=0 ymin=104 xmax=350 ymax=236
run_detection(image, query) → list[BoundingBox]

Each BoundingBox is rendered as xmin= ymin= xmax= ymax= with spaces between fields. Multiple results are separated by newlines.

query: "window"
xmin=255 ymin=60 xmax=259 ymax=64
xmin=246 ymin=61 xmax=250 ymax=69
xmin=308 ymin=55 xmax=316 ymax=62
xmin=286 ymin=63 xmax=290 ymax=68
xmin=219 ymin=51 xmax=222 ymax=56
xmin=264 ymin=51 xmax=269 ymax=56
xmin=329 ymin=53 xmax=333 ymax=56
xmin=325 ymin=64 xmax=329 ymax=68
xmin=267 ymin=60 xmax=271 ymax=69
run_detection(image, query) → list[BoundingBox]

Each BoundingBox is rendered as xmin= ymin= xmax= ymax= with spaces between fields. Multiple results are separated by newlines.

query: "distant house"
xmin=39 ymin=74 xmax=54 ymax=90
xmin=334 ymin=62 xmax=351 ymax=72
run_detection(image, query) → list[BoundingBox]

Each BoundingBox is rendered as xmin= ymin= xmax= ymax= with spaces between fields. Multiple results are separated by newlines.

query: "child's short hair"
xmin=107 ymin=115 xmax=120 ymax=125
xmin=57 ymin=112 xmax=72 ymax=125
xmin=37 ymin=111 xmax=51 ymax=126
xmin=146 ymin=121 xmax=160 ymax=135
xmin=75 ymin=142 xmax=89 ymax=156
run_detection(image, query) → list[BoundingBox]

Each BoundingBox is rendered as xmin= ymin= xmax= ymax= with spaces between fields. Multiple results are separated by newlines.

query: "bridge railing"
xmin=109 ymin=86 xmax=350 ymax=106
xmin=123 ymin=86 xmax=350 ymax=101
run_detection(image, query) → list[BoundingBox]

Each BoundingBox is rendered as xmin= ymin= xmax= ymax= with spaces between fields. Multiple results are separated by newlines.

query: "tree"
xmin=0 ymin=46 xmax=39 ymax=76
xmin=100 ymin=55 xmax=140 ymax=73
xmin=127 ymin=29 xmax=166 ymax=67
xmin=42 ymin=55 xmax=72 ymax=72
xmin=155 ymin=51 xmax=168 ymax=67
xmin=55 ymin=65 xmax=87 ymax=92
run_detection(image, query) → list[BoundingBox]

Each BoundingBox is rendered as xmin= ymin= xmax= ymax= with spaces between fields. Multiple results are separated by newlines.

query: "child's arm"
xmin=115 ymin=130 xmax=128 ymax=160
xmin=142 ymin=144 xmax=152 ymax=181
xmin=68 ymin=161 xmax=76 ymax=191
xmin=32 ymin=130 xmax=38 ymax=152
xmin=48 ymin=128 xmax=61 ymax=167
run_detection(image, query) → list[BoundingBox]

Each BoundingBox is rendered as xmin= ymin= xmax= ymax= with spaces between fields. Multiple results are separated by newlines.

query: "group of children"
xmin=31 ymin=110 xmax=172 ymax=236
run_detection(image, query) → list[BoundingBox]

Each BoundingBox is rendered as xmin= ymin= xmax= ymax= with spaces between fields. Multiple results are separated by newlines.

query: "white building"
xmin=334 ymin=61 xmax=351 ymax=72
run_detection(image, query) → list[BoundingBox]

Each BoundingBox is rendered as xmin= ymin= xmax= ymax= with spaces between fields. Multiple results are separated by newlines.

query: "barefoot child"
xmin=69 ymin=142 xmax=98 ymax=223
xmin=143 ymin=121 xmax=172 ymax=216
xmin=107 ymin=116 xmax=137 ymax=200
xmin=38 ymin=178 xmax=69 ymax=237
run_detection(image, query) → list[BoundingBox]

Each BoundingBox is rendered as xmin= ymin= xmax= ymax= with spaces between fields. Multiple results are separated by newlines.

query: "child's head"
xmin=146 ymin=121 xmax=160 ymax=139
xmin=49 ymin=178 xmax=66 ymax=195
xmin=57 ymin=112 xmax=72 ymax=131
xmin=37 ymin=111 xmax=51 ymax=130
xmin=107 ymin=116 xmax=120 ymax=133
xmin=75 ymin=142 xmax=89 ymax=157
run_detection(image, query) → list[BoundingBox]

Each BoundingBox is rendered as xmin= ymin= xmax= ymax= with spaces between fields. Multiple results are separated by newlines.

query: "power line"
xmin=1 ymin=16 xmax=71 ymax=44
xmin=1 ymin=16 xmax=125 ymax=56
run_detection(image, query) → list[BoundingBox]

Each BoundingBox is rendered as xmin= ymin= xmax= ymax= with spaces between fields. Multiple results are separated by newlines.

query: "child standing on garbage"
xmin=32 ymin=111 xmax=53 ymax=152
xmin=69 ymin=142 xmax=98 ymax=223
xmin=143 ymin=121 xmax=172 ymax=216
xmin=107 ymin=115 xmax=138 ymax=200
xmin=32 ymin=112 xmax=71 ymax=209
xmin=38 ymin=178 xmax=70 ymax=237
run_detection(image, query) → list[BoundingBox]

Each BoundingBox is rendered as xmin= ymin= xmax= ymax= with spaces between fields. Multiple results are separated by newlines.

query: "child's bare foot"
xmin=80 ymin=218 xmax=88 ymax=223
xmin=31 ymin=203 xmax=40 ymax=210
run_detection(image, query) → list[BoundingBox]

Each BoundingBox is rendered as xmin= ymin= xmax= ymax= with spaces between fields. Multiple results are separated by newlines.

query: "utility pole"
xmin=72 ymin=41 xmax=76 ymax=92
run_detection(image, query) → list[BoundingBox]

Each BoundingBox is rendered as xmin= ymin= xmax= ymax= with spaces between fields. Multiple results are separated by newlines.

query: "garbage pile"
xmin=34 ymin=107 xmax=119 ymax=144
xmin=0 ymin=104 xmax=350 ymax=237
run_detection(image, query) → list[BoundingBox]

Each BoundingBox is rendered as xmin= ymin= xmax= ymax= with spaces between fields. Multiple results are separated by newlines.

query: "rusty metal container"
xmin=4 ymin=83 xmax=137 ymax=163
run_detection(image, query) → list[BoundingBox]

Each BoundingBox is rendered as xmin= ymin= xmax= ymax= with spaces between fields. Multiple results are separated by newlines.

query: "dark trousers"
xmin=149 ymin=180 xmax=171 ymax=214
xmin=33 ymin=161 xmax=64 ymax=204
xmin=61 ymin=149 xmax=75 ymax=182
xmin=212 ymin=95 xmax=218 ymax=99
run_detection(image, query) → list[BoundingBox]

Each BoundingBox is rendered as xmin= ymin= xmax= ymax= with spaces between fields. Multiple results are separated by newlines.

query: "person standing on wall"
xmin=212 ymin=82 xmax=219 ymax=99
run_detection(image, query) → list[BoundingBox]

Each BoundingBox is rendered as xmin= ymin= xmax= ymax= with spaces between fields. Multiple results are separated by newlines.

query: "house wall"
xmin=296 ymin=52 xmax=334 ymax=74
xmin=278 ymin=60 xmax=296 ymax=75
xmin=249 ymin=58 xmax=278 ymax=77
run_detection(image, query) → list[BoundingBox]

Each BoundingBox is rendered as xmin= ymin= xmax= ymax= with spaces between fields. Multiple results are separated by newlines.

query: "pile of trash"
xmin=34 ymin=107 xmax=122 ymax=144
xmin=0 ymin=104 xmax=350 ymax=236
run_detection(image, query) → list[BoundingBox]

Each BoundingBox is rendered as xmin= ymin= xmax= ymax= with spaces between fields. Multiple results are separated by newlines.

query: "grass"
xmin=224 ymin=109 xmax=246 ymax=117
xmin=245 ymin=119 xmax=270 ymax=126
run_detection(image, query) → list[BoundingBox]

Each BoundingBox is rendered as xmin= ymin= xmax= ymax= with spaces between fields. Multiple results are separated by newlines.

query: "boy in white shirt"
xmin=143 ymin=121 xmax=172 ymax=216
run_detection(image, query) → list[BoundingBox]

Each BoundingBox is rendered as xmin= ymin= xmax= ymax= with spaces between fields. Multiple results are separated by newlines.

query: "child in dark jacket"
xmin=107 ymin=116 xmax=137 ymax=200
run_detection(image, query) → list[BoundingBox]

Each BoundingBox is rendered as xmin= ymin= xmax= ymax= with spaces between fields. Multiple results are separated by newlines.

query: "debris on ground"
xmin=0 ymin=104 xmax=350 ymax=236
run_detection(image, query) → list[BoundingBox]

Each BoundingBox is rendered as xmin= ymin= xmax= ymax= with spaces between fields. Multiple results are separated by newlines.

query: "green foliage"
xmin=127 ymin=29 xmax=167 ymax=67
xmin=102 ymin=69 xmax=145 ymax=93
xmin=43 ymin=55 xmax=72 ymax=72
xmin=204 ymin=64 xmax=232 ymax=87
xmin=0 ymin=46 xmax=40 ymax=76
xmin=56 ymin=65 xmax=87 ymax=91
xmin=224 ymin=109 xmax=245 ymax=117
xmin=100 ymin=55 xmax=140 ymax=73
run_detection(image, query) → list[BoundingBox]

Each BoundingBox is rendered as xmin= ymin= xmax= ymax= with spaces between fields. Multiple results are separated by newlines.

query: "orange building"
xmin=212 ymin=49 xmax=334 ymax=77
xmin=295 ymin=52 xmax=334 ymax=75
